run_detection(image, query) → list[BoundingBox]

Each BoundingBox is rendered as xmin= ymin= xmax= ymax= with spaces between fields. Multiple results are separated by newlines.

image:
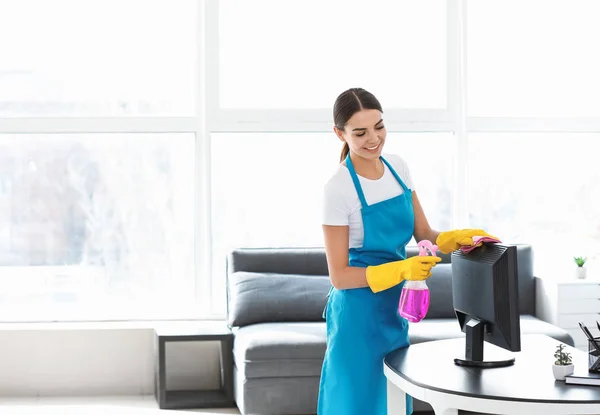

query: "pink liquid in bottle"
xmin=398 ymin=280 xmax=431 ymax=323
xmin=398 ymin=240 xmax=436 ymax=322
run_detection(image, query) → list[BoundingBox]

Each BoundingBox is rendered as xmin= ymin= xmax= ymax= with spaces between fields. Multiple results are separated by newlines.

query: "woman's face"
xmin=336 ymin=109 xmax=386 ymax=160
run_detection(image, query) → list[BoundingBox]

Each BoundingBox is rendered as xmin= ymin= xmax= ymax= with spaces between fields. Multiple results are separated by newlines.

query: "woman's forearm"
xmin=329 ymin=265 xmax=369 ymax=290
xmin=415 ymin=229 xmax=440 ymax=245
xmin=427 ymin=230 xmax=440 ymax=245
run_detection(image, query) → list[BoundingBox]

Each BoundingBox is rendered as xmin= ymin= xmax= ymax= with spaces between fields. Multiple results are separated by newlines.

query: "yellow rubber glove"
xmin=436 ymin=229 xmax=499 ymax=254
xmin=365 ymin=256 xmax=442 ymax=293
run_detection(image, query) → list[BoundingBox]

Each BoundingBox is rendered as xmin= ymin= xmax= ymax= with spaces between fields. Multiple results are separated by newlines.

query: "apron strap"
xmin=346 ymin=154 xmax=411 ymax=208
xmin=381 ymin=156 xmax=410 ymax=193
xmin=345 ymin=153 xmax=369 ymax=209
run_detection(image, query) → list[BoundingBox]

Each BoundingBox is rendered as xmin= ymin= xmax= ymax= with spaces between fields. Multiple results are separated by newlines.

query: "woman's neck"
xmin=350 ymin=153 xmax=384 ymax=180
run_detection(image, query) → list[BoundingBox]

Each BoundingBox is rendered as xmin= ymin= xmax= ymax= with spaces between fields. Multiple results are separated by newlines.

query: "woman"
xmin=317 ymin=87 xmax=496 ymax=415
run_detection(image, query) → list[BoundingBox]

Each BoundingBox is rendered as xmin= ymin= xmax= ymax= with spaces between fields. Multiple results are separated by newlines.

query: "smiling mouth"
xmin=365 ymin=142 xmax=380 ymax=151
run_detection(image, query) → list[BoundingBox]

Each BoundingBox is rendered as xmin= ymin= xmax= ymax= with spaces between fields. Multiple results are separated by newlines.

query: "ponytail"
xmin=340 ymin=142 xmax=349 ymax=163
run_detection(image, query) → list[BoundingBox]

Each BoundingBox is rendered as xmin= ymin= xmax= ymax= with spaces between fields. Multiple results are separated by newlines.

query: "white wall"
xmin=0 ymin=323 xmax=223 ymax=397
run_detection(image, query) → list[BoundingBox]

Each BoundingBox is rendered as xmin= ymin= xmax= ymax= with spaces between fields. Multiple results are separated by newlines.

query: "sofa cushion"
xmin=408 ymin=314 xmax=574 ymax=346
xmin=227 ymin=248 xmax=330 ymax=276
xmin=233 ymin=322 xmax=326 ymax=379
xmin=227 ymin=271 xmax=331 ymax=327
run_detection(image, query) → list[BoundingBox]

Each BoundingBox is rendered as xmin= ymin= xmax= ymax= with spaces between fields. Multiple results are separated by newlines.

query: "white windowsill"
xmin=0 ymin=318 xmax=228 ymax=331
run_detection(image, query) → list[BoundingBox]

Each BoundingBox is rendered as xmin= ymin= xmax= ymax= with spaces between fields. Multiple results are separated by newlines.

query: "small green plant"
xmin=554 ymin=344 xmax=572 ymax=366
xmin=574 ymin=256 xmax=587 ymax=267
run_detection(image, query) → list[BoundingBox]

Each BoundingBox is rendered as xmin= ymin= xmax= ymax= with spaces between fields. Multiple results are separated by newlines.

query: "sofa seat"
xmin=233 ymin=315 xmax=572 ymax=381
xmin=409 ymin=314 xmax=573 ymax=345
xmin=233 ymin=322 xmax=326 ymax=379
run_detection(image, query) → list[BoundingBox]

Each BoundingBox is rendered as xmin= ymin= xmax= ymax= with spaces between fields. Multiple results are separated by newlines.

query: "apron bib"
xmin=318 ymin=154 xmax=415 ymax=415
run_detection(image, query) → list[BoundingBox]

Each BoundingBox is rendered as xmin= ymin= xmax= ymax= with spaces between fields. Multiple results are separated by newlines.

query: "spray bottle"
xmin=398 ymin=240 xmax=438 ymax=323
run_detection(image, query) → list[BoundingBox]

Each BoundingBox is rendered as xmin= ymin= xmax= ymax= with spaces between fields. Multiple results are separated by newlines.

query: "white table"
xmin=384 ymin=334 xmax=600 ymax=415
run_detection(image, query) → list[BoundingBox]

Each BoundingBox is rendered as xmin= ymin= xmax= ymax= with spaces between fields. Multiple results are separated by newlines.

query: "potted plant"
xmin=574 ymin=256 xmax=587 ymax=279
xmin=553 ymin=343 xmax=574 ymax=380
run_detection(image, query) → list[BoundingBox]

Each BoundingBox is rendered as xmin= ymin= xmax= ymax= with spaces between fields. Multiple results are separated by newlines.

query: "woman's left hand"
xmin=435 ymin=229 xmax=499 ymax=254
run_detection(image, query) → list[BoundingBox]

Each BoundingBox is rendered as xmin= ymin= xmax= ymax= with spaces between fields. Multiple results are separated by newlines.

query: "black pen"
xmin=579 ymin=322 xmax=600 ymax=370
xmin=594 ymin=321 xmax=600 ymax=370
xmin=578 ymin=322 xmax=600 ymax=354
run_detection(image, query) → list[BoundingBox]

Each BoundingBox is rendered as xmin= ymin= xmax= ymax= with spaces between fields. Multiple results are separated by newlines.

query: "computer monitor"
xmin=451 ymin=243 xmax=521 ymax=368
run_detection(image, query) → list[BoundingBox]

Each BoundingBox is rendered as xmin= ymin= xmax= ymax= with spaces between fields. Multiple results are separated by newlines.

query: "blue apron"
xmin=317 ymin=154 xmax=415 ymax=415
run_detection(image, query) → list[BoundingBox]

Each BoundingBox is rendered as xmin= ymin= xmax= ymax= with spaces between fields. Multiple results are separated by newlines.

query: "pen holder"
xmin=588 ymin=337 xmax=600 ymax=373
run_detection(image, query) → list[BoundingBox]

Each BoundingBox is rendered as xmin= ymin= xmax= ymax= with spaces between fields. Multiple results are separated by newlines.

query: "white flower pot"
xmin=575 ymin=267 xmax=587 ymax=280
xmin=552 ymin=364 xmax=574 ymax=380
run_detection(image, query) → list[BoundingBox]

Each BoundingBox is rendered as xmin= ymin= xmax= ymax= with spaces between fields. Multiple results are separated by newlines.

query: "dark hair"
xmin=333 ymin=88 xmax=383 ymax=162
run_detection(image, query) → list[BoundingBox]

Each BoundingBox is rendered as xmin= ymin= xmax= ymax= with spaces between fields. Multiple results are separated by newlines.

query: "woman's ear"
xmin=333 ymin=126 xmax=345 ymax=142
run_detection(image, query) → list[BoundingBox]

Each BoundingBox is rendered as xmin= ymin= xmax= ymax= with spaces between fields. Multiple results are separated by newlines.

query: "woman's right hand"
xmin=366 ymin=256 xmax=441 ymax=293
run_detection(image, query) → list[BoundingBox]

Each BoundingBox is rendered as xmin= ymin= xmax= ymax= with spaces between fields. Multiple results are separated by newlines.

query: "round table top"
xmin=384 ymin=334 xmax=600 ymax=404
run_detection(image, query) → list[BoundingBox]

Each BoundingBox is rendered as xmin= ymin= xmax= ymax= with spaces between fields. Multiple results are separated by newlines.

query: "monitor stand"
xmin=454 ymin=318 xmax=515 ymax=368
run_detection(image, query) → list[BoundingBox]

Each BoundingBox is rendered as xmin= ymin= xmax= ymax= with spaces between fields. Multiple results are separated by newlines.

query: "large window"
xmin=3 ymin=1 xmax=599 ymax=321
xmin=0 ymin=134 xmax=196 ymax=321
xmin=0 ymin=0 xmax=198 ymax=321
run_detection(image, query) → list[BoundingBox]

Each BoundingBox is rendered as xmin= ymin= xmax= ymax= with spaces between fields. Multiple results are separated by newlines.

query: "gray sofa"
xmin=226 ymin=244 xmax=573 ymax=415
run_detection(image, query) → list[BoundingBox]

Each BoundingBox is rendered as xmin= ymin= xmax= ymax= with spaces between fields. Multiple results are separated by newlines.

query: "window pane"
xmin=219 ymin=0 xmax=446 ymax=109
xmin=0 ymin=133 xmax=196 ymax=321
xmin=0 ymin=0 xmax=196 ymax=117
xmin=467 ymin=133 xmax=600 ymax=278
xmin=467 ymin=0 xmax=600 ymax=117
xmin=384 ymin=133 xmax=454 ymax=232
xmin=210 ymin=132 xmax=454 ymax=314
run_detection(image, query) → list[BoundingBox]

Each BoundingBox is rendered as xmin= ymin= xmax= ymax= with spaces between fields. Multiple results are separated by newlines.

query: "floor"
xmin=0 ymin=396 xmax=241 ymax=414
xmin=0 ymin=396 xmax=483 ymax=415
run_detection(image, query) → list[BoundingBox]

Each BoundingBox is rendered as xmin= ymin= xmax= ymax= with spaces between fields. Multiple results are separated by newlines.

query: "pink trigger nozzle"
xmin=417 ymin=240 xmax=439 ymax=257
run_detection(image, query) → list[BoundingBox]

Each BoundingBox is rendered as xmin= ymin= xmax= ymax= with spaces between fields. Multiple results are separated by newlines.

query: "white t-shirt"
xmin=321 ymin=153 xmax=415 ymax=248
